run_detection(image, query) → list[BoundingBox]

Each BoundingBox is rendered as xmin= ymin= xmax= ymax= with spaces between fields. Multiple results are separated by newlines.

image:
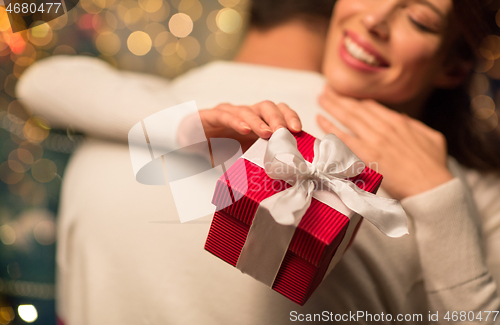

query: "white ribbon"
xmin=236 ymin=128 xmax=408 ymax=287
xmin=261 ymin=128 xmax=408 ymax=237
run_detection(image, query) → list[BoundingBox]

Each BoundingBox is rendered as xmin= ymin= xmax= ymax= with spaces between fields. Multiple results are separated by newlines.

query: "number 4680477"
xmin=6 ymin=2 xmax=62 ymax=14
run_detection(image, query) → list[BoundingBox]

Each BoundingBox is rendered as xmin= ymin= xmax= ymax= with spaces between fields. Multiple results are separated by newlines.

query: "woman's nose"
xmin=361 ymin=2 xmax=397 ymax=41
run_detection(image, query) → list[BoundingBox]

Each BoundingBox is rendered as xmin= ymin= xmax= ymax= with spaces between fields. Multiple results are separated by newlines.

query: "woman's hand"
xmin=316 ymin=86 xmax=454 ymax=200
xmin=198 ymin=101 xmax=302 ymax=151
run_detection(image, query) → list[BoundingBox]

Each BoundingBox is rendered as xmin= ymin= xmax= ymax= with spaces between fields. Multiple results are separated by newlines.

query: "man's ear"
xmin=433 ymin=58 xmax=473 ymax=89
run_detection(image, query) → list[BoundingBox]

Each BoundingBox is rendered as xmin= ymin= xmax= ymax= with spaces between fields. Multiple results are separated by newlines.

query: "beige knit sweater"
xmin=17 ymin=57 xmax=500 ymax=324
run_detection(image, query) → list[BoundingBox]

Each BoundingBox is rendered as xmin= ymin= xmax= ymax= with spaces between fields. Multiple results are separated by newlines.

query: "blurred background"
xmin=0 ymin=0 xmax=248 ymax=323
xmin=0 ymin=0 xmax=500 ymax=324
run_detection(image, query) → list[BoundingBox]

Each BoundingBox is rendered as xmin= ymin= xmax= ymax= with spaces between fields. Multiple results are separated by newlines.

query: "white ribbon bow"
xmin=260 ymin=128 xmax=408 ymax=238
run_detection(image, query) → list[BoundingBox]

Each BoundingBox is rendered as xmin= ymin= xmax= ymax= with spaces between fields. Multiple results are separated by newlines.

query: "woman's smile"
xmin=340 ymin=30 xmax=390 ymax=72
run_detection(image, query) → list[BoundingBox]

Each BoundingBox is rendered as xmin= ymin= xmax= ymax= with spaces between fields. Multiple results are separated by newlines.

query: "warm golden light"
xmin=28 ymin=23 xmax=54 ymax=47
xmin=23 ymin=117 xmax=50 ymax=143
xmin=127 ymin=31 xmax=152 ymax=56
xmin=34 ymin=220 xmax=57 ymax=245
xmin=216 ymin=8 xmax=242 ymax=34
xmin=169 ymin=13 xmax=193 ymax=38
xmin=480 ymin=35 xmax=500 ymax=60
xmin=0 ymin=225 xmax=16 ymax=245
xmin=177 ymin=36 xmax=200 ymax=60
xmin=31 ymin=159 xmax=57 ymax=183
xmin=469 ymin=73 xmax=490 ymax=98
xmin=96 ymin=31 xmax=122 ymax=56
xmin=178 ymin=0 xmax=203 ymax=21
xmin=218 ymin=0 xmax=240 ymax=7
xmin=471 ymin=95 xmax=495 ymax=114
xmin=139 ymin=0 xmax=164 ymax=13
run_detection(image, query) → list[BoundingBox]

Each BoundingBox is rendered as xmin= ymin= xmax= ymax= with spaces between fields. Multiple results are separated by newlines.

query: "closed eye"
xmin=408 ymin=16 xmax=437 ymax=33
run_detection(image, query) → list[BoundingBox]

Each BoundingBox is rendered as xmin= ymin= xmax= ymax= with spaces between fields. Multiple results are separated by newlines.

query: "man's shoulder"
xmin=171 ymin=60 xmax=325 ymax=89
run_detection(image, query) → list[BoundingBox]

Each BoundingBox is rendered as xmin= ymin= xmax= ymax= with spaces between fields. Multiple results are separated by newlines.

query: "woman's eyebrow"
xmin=419 ymin=1 xmax=445 ymax=18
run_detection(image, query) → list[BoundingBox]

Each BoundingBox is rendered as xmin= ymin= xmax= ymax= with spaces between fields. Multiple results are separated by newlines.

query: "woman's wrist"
xmin=395 ymin=169 xmax=455 ymax=200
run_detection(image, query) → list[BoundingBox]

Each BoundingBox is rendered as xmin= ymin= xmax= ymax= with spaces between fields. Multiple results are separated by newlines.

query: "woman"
xmin=197 ymin=0 xmax=500 ymax=319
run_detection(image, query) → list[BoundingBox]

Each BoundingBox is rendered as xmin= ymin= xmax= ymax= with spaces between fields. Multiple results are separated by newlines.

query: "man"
xmin=18 ymin=1 xmax=341 ymax=324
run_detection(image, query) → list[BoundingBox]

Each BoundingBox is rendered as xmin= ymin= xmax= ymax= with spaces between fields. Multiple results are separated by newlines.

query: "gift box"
xmin=204 ymin=129 xmax=408 ymax=305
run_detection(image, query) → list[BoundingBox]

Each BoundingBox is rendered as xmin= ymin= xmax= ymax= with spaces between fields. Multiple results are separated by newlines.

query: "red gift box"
xmin=204 ymin=131 xmax=383 ymax=305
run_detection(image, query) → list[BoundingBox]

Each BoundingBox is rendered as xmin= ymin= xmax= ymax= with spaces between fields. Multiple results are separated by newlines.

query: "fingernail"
xmin=274 ymin=125 xmax=286 ymax=132
xmin=290 ymin=118 xmax=301 ymax=131
xmin=240 ymin=122 xmax=251 ymax=130
xmin=261 ymin=124 xmax=272 ymax=132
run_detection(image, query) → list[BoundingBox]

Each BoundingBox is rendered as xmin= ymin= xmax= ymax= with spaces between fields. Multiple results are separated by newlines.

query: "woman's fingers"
xmin=320 ymin=89 xmax=425 ymax=147
xmin=253 ymin=101 xmax=289 ymax=132
xmin=318 ymin=94 xmax=381 ymax=140
xmin=405 ymin=115 xmax=447 ymax=150
xmin=277 ymin=103 xmax=302 ymax=132
xmin=204 ymin=101 xmax=302 ymax=140
xmin=316 ymin=114 xmax=362 ymax=150
xmin=321 ymin=87 xmax=385 ymax=131
xmin=200 ymin=109 xmax=243 ymax=132
xmin=216 ymin=104 xmax=273 ymax=138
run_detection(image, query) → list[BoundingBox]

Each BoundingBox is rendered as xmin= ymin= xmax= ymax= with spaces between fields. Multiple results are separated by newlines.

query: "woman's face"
xmin=322 ymin=0 xmax=454 ymax=104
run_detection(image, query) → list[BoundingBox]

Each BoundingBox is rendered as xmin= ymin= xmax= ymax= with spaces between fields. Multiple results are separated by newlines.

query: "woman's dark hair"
xmin=249 ymin=0 xmax=336 ymax=29
xmin=422 ymin=0 xmax=500 ymax=172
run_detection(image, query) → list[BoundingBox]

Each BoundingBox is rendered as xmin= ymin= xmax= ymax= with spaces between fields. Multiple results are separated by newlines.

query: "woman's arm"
xmin=401 ymin=174 xmax=500 ymax=321
xmin=317 ymin=87 xmax=500 ymax=323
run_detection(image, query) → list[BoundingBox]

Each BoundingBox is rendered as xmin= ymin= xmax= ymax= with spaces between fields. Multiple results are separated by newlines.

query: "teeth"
xmin=344 ymin=36 xmax=381 ymax=67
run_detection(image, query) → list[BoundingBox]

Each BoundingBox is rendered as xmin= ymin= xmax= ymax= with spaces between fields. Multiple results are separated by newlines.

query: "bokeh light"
xmin=475 ymin=57 xmax=495 ymax=73
xmin=0 ymin=307 xmax=15 ymax=323
xmin=177 ymin=36 xmax=200 ymax=60
xmin=0 ymin=161 xmax=24 ymax=185
xmin=53 ymin=44 xmax=78 ymax=56
xmin=178 ymin=0 xmax=203 ymax=21
xmin=206 ymin=10 xmax=220 ymax=33
xmin=23 ymin=117 xmax=50 ymax=143
xmin=147 ymin=2 xmax=170 ymax=22
xmin=27 ymin=27 xmax=54 ymax=49
xmin=96 ymin=31 xmax=122 ymax=56
xmin=33 ymin=220 xmax=57 ymax=245
xmin=31 ymin=159 xmax=57 ymax=183
xmin=216 ymin=8 xmax=241 ymax=34
xmin=0 ymin=225 xmax=17 ymax=245
xmin=169 ymin=13 xmax=193 ymax=38
xmin=127 ymin=31 xmax=152 ymax=55
xmin=144 ymin=22 xmax=167 ymax=39
xmin=218 ymin=0 xmax=240 ymax=7
xmin=205 ymin=32 xmax=227 ymax=57
xmin=480 ymin=35 xmax=500 ymax=60
xmin=124 ymin=7 xmax=149 ymax=30
xmin=18 ymin=305 xmax=38 ymax=323
xmin=471 ymin=95 xmax=495 ymax=114
xmin=470 ymin=73 xmax=491 ymax=98
xmin=139 ymin=0 xmax=164 ymax=13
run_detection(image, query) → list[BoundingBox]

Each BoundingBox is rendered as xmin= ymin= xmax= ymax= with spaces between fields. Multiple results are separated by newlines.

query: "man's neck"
xmin=234 ymin=20 xmax=328 ymax=73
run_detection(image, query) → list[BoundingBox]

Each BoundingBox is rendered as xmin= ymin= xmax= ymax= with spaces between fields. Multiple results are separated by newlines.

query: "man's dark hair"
xmin=249 ymin=0 xmax=336 ymax=29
